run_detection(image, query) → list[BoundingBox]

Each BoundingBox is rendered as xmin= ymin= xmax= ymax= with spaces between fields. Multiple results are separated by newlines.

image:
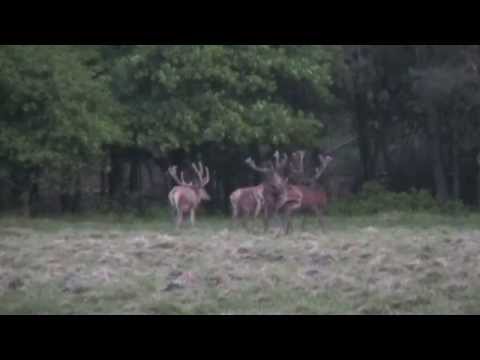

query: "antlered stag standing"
xmin=168 ymin=162 xmax=211 ymax=229
xmin=277 ymin=152 xmax=333 ymax=234
xmin=230 ymin=151 xmax=289 ymax=231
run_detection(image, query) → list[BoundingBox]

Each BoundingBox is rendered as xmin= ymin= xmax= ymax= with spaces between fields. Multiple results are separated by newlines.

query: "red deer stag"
xmin=230 ymin=151 xmax=289 ymax=231
xmin=168 ymin=162 xmax=211 ymax=229
xmin=277 ymin=152 xmax=333 ymax=234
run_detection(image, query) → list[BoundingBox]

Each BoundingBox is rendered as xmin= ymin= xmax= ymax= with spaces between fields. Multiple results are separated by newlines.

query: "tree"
xmin=0 ymin=45 xmax=122 ymax=214
xmin=107 ymin=45 xmax=338 ymax=208
xmin=410 ymin=45 xmax=480 ymax=202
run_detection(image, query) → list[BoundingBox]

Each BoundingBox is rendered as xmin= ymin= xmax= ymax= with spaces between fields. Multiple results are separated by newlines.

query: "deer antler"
xmin=314 ymin=154 xmax=333 ymax=180
xmin=168 ymin=166 xmax=189 ymax=186
xmin=273 ymin=150 xmax=289 ymax=171
xmin=204 ymin=166 xmax=210 ymax=187
xmin=273 ymin=151 xmax=280 ymax=168
xmin=192 ymin=162 xmax=210 ymax=187
xmin=245 ymin=157 xmax=273 ymax=174
xmin=290 ymin=150 xmax=306 ymax=175
xmin=180 ymin=171 xmax=193 ymax=186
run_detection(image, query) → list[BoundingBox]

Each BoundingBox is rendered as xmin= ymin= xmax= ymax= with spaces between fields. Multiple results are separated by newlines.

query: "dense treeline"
xmin=1 ymin=45 xmax=480 ymax=216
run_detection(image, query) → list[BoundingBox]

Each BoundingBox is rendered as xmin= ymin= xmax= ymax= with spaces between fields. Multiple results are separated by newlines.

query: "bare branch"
xmin=326 ymin=137 xmax=358 ymax=154
xmin=314 ymin=154 xmax=333 ymax=180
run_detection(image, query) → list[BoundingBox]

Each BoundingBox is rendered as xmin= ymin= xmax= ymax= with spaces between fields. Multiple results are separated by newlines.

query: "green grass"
xmin=2 ymin=211 xmax=480 ymax=314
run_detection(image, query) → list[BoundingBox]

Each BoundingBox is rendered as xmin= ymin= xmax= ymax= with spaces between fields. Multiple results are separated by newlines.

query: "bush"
xmin=327 ymin=181 xmax=467 ymax=216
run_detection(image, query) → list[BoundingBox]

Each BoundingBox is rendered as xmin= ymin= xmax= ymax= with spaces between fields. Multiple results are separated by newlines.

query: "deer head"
xmin=290 ymin=150 xmax=306 ymax=177
xmin=168 ymin=162 xmax=211 ymax=201
xmin=287 ymin=150 xmax=333 ymax=185
xmin=245 ymin=150 xmax=289 ymax=191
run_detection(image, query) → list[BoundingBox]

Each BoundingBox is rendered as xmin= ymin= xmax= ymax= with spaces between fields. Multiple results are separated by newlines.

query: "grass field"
xmin=1 ymin=211 xmax=480 ymax=315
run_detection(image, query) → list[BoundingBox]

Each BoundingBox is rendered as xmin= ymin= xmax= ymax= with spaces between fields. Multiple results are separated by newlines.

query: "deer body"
xmin=169 ymin=186 xmax=210 ymax=222
xmin=277 ymin=152 xmax=333 ymax=234
xmin=230 ymin=185 xmax=264 ymax=220
xmin=230 ymin=151 xmax=289 ymax=231
xmin=293 ymin=185 xmax=328 ymax=210
xmin=168 ymin=163 xmax=211 ymax=229
xmin=278 ymin=185 xmax=329 ymax=233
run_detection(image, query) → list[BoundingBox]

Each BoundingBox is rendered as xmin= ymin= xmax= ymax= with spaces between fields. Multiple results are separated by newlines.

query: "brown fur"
xmin=169 ymin=185 xmax=210 ymax=228
xmin=168 ymin=162 xmax=211 ymax=229
xmin=230 ymin=185 xmax=264 ymax=220
xmin=278 ymin=185 xmax=328 ymax=234
xmin=230 ymin=174 xmax=288 ymax=231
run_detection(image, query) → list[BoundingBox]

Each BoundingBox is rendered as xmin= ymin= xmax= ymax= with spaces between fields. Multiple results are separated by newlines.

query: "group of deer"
xmin=167 ymin=150 xmax=333 ymax=235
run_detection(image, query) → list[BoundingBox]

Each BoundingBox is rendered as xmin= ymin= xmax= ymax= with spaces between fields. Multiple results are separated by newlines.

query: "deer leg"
xmin=283 ymin=200 xmax=301 ymax=235
xmin=263 ymin=216 xmax=269 ymax=233
xmin=230 ymin=211 xmax=238 ymax=231
xmin=234 ymin=207 xmax=247 ymax=231
xmin=314 ymin=206 xmax=326 ymax=230
xmin=283 ymin=209 xmax=292 ymax=235
xmin=251 ymin=197 xmax=262 ymax=233
xmin=277 ymin=205 xmax=289 ymax=236
xmin=231 ymin=202 xmax=244 ymax=231
xmin=190 ymin=209 xmax=196 ymax=227
xmin=241 ymin=214 xmax=250 ymax=233
xmin=170 ymin=206 xmax=176 ymax=224
xmin=176 ymin=211 xmax=183 ymax=230
xmin=301 ymin=212 xmax=307 ymax=232
xmin=262 ymin=208 xmax=270 ymax=233
xmin=254 ymin=197 xmax=262 ymax=218
xmin=231 ymin=204 xmax=238 ymax=222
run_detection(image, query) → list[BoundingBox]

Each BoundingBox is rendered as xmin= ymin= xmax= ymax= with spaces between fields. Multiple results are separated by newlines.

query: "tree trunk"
xmin=451 ymin=129 xmax=461 ymax=201
xmin=222 ymin=171 xmax=233 ymax=214
xmin=28 ymin=182 xmax=39 ymax=216
xmin=353 ymin=90 xmax=374 ymax=182
xmin=145 ymin=161 xmax=155 ymax=189
xmin=427 ymin=113 xmax=449 ymax=203
xmin=109 ymin=150 xmax=124 ymax=199
xmin=72 ymin=175 xmax=82 ymax=213
xmin=477 ymin=168 xmax=480 ymax=208
xmin=0 ymin=178 xmax=7 ymax=212
xmin=380 ymin=122 xmax=394 ymax=183
xmin=60 ymin=187 xmax=71 ymax=214
xmin=356 ymin=117 xmax=372 ymax=181
xmin=477 ymin=153 xmax=480 ymax=207
xmin=10 ymin=168 xmax=33 ymax=217
xmin=20 ymin=191 xmax=30 ymax=217
xmin=129 ymin=156 xmax=142 ymax=193
xmin=371 ymin=135 xmax=381 ymax=179
xmin=100 ymin=158 xmax=108 ymax=197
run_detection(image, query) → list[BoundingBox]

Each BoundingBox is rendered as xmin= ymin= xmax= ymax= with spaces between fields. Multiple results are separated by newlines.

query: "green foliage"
xmin=328 ymin=181 xmax=467 ymax=216
xmin=2 ymin=45 xmax=480 ymax=215
xmin=110 ymin=45 xmax=336 ymax=151
xmin=0 ymin=45 xmax=122 ymax=176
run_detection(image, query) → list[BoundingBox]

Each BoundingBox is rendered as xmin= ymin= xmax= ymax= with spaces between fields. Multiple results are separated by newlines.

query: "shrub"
xmin=327 ymin=181 xmax=467 ymax=216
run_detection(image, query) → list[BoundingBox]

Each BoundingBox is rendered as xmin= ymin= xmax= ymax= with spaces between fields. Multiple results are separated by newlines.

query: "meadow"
xmin=1 ymin=211 xmax=480 ymax=315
